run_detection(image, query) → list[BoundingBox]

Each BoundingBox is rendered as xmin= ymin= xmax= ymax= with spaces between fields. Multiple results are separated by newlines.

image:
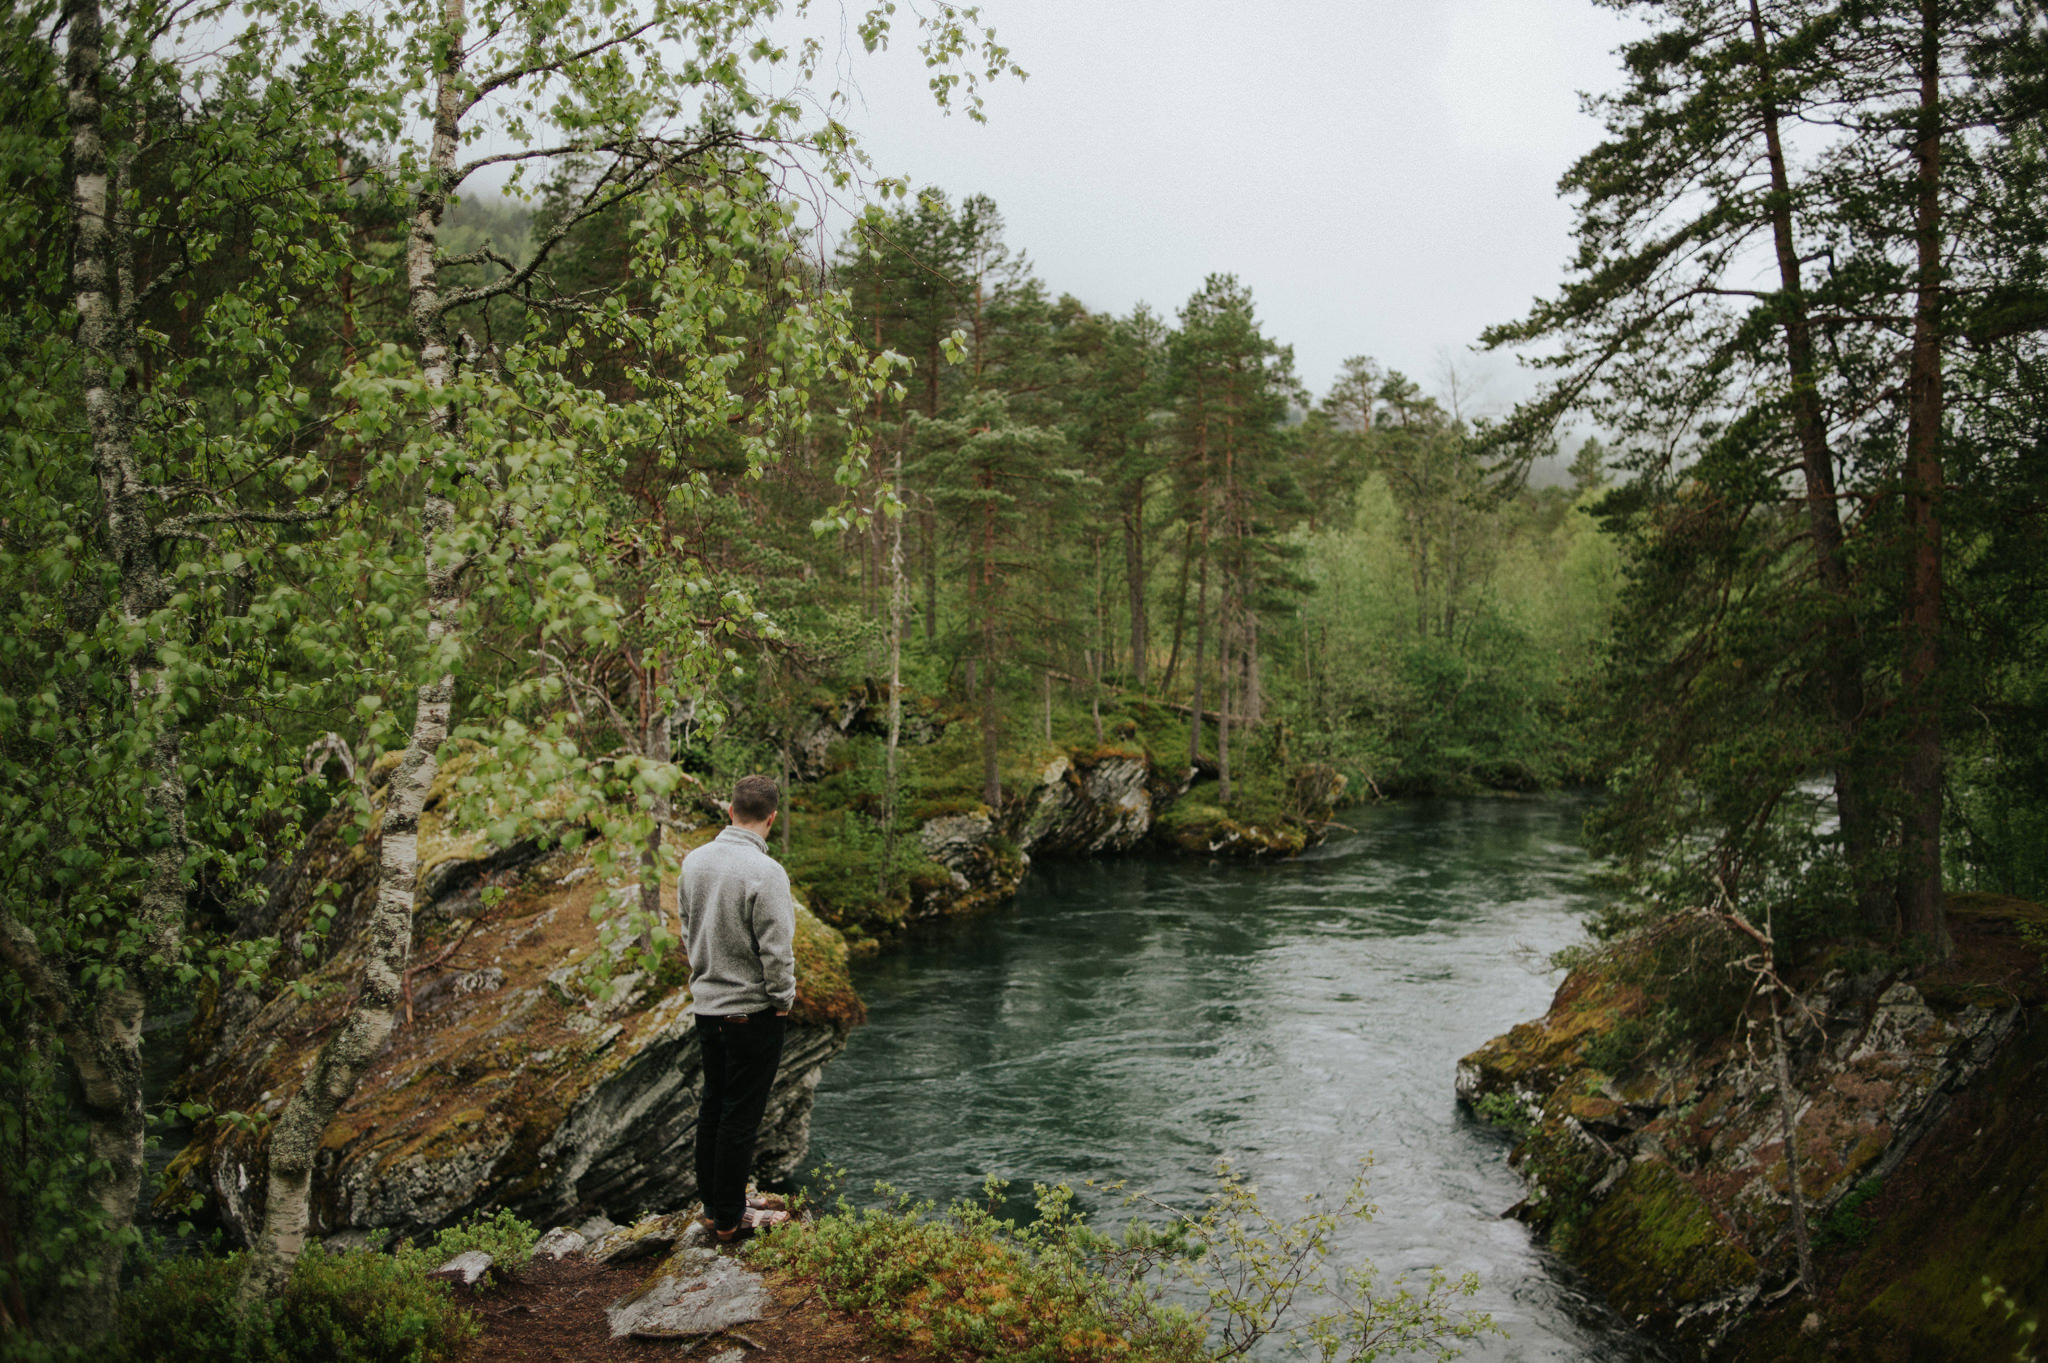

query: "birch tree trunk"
xmin=881 ymin=449 xmax=904 ymax=897
xmin=23 ymin=0 xmax=191 ymax=1332
xmin=247 ymin=0 xmax=470 ymax=1289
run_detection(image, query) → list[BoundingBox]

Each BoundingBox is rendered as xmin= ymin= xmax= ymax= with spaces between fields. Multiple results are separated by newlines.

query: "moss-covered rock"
xmin=915 ymin=810 xmax=1028 ymax=917
xmin=164 ymin=761 xmax=863 ymax=1245
xmin=1578 ymin=1160 xmax=1761 ymax=1337
xmin=772 ymin=689 xmax=1352 ymax=937
xmin=1461 ymin=898 xmax=2048 ymax=1360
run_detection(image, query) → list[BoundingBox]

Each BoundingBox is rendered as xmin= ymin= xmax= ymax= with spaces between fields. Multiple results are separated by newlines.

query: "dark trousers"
xmin=694 ymin=1011 xmax=786 ymax=1231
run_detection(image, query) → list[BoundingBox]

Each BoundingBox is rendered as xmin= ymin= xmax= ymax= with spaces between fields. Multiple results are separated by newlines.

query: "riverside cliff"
xmin=1459 ymin=894 xmax=2048 ymax=1360
xmin=770 ymin=684 xmax=1348 ymax=940
xmin=165 ymin=758 xmax=864 ymax=1245
xmin=166 ymin=691 xmax=1344 ymax=1245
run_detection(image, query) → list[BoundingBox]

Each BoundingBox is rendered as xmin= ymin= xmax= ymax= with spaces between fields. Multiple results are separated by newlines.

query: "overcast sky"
xmin=813 ymin=0 xmax=1640 ymax=415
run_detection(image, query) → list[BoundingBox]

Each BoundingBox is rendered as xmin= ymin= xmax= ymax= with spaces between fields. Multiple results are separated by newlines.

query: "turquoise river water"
xmin=804 ymin=796 xmax=1667 ymax=1362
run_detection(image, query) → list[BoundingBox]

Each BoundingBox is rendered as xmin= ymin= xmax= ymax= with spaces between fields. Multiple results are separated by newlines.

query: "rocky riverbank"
xmin=773 ymin=685 xmax=1348 ymax=939
xmin=165 ymin=690 xmax=1344 ymax=1247
xmin=164 ymin=757 xmax=863 ymax=1246
xmin=1459 ymin=893 xmax=2048 ymax=1360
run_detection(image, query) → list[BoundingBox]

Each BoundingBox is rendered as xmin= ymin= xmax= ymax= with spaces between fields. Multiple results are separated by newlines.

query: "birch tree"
xmin=243 ymin=0 xmax=1014 ymax=1288
xmin=0 ymin=0 xmax=385 ymax=1340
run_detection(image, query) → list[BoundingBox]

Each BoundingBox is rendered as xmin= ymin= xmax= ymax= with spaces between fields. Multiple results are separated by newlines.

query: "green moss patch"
xmin=1575 ymin=1160 xmax=1758 ymax=1327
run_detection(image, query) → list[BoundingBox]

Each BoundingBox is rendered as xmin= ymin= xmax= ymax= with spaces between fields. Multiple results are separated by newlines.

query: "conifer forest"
xmin=6 ymin=1 xmax=2048 ymax=1360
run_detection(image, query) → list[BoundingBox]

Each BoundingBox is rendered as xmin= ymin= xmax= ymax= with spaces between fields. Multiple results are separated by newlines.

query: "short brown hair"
xmin=731 ymin=774 xmax=780 ymax=822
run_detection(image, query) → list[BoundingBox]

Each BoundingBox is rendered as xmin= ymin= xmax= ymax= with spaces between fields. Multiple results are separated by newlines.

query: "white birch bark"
xmin=247 ymin=0 xmax=470 ymax=1289
xmin=880 ymin=448 xmax=905 ymax=897
xmin=35 ymin=0 xmax=186 ymax=1334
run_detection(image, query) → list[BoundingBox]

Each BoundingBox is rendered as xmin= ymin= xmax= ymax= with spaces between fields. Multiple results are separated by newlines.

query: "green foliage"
xmin=0 ymin=992 xmax=121 ymax=1362
xmin=1580 ymin=1018 xmax=1652 ymax=1077
xmin=2021 ymin=922 xmax=2048 ymax=977
xmin=1470 ymin=1093 xmax=1534 ymax=1143
xmin=103 ymin=1244 xmax=477 ymax=1363
xmin=1982 ymin=1279 xmax=2040 ymax=1363
xmin=755 ymin=1168 xmax=1500 ymax=1363
xmin=756 ymin=1178 xmax=1208 ymax=1363
xmin=1816 ymin=1177 xmax=1886 ymax=1252
xmin=1480 ymin=0 xmax=2048 ymax=952
xmin=392 ymin=1208 xmax=538 ymax=1289
xmin=1295 ymin=474 xmax=1620 ymax=794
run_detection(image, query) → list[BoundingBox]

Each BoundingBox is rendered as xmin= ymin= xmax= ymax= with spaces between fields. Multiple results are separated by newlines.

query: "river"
xmin=804 ymin=796 xmax=1666 ymax=1362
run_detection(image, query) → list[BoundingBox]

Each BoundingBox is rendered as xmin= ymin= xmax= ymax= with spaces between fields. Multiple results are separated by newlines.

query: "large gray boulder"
xmin=1017 ymin=751 xmax=1154 ymax=856
xmin=163 ymin=761 xmax=863 ymax=1244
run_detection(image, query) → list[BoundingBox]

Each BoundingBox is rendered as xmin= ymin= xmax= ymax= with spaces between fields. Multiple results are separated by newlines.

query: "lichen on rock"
xmin=163 ymin=758 xmax=863 ymax=1246
xmin=1016 ymin=751 xmax=1154 ymax=856
xmin=1460 ymin=895 xmax=2048 ymax=1359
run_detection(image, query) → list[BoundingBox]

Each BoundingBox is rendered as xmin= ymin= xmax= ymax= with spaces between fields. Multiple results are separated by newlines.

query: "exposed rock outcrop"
xmin=1150 ymin=762 xmax=1349 ymax=857
xmin=788 ymin=681 xmax=949 ymax=781
xmin=164 ymin=763 xmax=863 ymax=1245
xmin=914 ymin=811 xmax=1028 ymax=918
xmin=1016 ymin=750 xmax=1155 ymax=856
xmin=900 ymin=749 xmax=1349 ymax=924
xmin=1460 ymin=894 xmax=2048 ymax=1360
xmin=607 ymin=1242 xmax=773 ymax=1339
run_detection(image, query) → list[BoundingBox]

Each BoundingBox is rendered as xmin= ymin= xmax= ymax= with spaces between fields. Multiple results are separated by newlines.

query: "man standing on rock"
xmin=681 ymin=774 xmax=796 ymax=1243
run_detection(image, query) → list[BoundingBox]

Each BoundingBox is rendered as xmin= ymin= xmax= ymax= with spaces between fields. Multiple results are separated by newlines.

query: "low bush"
xmin=754 ymin=1168 xmax=1501 ymax=1363
xmin=395 ymin=1206 xmax=539 ymax=1287
xmin=1815 ymin=1177 xmax=1885 ymax=1252
xmin=754 ymin=1179 xmax=1207 ymax=1363
xmin=106 ymin=1242 xmax=478 ymax=1363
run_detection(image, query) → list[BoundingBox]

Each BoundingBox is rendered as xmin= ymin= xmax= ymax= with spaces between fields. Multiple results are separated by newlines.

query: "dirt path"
xmin=473 ymin=1254 xmax=920 ymax=1363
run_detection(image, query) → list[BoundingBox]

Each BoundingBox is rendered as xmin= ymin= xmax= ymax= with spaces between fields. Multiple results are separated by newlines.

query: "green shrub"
xmin=1471 ymin=1091 xmax=1535 ymax=1142
xmin=1580 ymin=1017 xmax=1651 ymax=1075
xmin=755 ymin=1169 xmax=1501 ymax=1363
xmin=754 ymin=1179 xmax=1206 ymax=1363
xmin=107 ymin=1244 xmax=477 ymax=1363
xmin=395 ymin=1207 xmax=539 ymax=1287
xmin=1981 ymin=1279 xmax=2040 ymax=1362
xmin=104 ymin=1249 xmax=244 ymax=1363
xmin=270 ymin=1243 xmax=478 ymax=1362
xmin=1816 ymin=1177 xmax=1885 ymax=1251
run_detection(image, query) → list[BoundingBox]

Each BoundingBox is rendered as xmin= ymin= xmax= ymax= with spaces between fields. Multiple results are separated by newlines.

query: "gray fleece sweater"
xmin=679 ymin=825 xmax=796 ymax=1016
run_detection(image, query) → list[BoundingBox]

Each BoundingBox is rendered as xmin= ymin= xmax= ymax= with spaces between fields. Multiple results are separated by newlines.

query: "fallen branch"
xmin=1699 ymin=881 xmax=1820 ymax=1295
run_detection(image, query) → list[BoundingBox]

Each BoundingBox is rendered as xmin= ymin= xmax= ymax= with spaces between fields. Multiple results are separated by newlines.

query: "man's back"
xmin=679 ymin=824 xmax=796 ymax=1017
